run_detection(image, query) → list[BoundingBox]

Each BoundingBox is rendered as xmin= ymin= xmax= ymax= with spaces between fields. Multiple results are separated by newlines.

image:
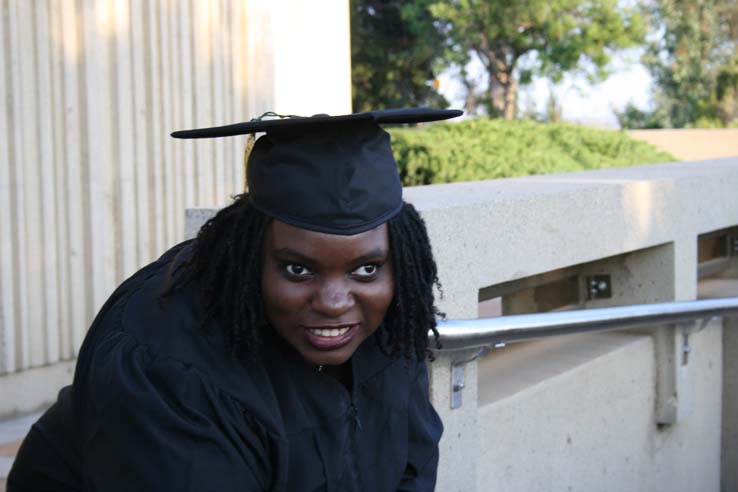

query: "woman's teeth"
xmin=308 ymin=326 xmax=351 ymax=337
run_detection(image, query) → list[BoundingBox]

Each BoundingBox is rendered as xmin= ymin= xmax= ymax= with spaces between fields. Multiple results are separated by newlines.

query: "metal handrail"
xmin=434 ymin=297 xmax=738 ymax=351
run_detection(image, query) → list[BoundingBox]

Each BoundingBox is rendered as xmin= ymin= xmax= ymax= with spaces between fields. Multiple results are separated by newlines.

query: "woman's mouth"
xmin=303 ymin=323 xmax=358 ymax=350
xmin=306 ymin=326 xmax=351 ymax=337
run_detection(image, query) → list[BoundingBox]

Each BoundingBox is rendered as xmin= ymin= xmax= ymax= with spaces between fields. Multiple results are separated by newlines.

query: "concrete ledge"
xmin=0 ymin=361 xmax=74 ymax=419
xmin=403 ymin=158 xmax=738 ymax=317
xmin=0 ymin=410 xmax=44 ymax=483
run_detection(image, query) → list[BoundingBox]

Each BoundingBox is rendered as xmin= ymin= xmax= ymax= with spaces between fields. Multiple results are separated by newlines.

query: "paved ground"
xmin=0 ymin=411 xmax=44 ymax=491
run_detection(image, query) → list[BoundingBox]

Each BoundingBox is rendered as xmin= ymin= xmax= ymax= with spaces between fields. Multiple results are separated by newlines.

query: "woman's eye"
xmin=285 ymin=264 xmax=312 ymax=276
xmin=352 ymin=264 xmax=379 ymax=277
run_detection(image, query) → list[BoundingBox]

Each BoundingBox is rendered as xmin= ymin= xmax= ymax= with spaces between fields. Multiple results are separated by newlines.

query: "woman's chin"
xmin=277 ymin=323 xmax=371 ymax=367
xmin=301 ymin=346 xmax=354 ymax=367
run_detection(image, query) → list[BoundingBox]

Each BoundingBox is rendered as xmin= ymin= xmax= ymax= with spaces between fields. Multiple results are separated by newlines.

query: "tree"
xmin=615 ymin=101 xmax=669 ymax=129
xmin=715 ymin=56 xmax=738 ymax=123
xmin=351 ymin=0 xmax=449 ymax=112
xmin=430 ymin=0 xmax=646 ymax=119
xmin=641 ymin=0 xmax=738 ymax=127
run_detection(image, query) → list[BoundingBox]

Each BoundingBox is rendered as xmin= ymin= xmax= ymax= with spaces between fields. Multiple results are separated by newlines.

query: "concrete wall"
xmin=399 ymin=158 xmax=738 ymax=491
xmin=0 ymin=0 xmax=351 ymax=417
xmin=629 ymin=129 xmax=738 ymax=161
xmin=186 ymin=157 xmax=738 ymax=491
xmin=476 ymin=325 xmax=723 ymax=492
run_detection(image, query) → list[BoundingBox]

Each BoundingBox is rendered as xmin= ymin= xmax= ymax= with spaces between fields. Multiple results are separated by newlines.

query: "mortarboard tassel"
xmin=242 ymin=111 xmax=304 ymax=191
xmin=242 ymin=134 xmax=256 ymax=191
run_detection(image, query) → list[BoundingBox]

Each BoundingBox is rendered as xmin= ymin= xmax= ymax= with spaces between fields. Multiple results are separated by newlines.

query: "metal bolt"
xmin=453 ymin=383 xmax=465 ymax=391
xmin=682 ymin=333 xmax=691 ymax=365
xmin=587 ymin=275 xmax=612 ymax=300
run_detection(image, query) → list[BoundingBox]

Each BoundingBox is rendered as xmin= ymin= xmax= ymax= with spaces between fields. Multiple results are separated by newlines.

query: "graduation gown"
xmin=8 ymin=242 xmax=443 ymax=492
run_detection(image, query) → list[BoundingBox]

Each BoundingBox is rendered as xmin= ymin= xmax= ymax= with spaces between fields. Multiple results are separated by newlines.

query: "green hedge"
xmin=388 ymin=118 xmax=676 ymax=186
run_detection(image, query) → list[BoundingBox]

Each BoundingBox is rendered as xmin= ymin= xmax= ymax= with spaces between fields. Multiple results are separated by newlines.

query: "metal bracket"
xmin=450 ymin=347 xmax=489 ymax=410
xmin=679 ymin=317 xmax=712 ymax=365
xmin=654 ymin=319 xmax=713 ymax=425
xmin=586 ymin=274 xmax=612 ymax=300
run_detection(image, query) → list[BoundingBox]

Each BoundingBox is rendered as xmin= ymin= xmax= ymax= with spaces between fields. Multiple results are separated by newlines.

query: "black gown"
xmin=7 ymin=242 xmax=443 ymax=492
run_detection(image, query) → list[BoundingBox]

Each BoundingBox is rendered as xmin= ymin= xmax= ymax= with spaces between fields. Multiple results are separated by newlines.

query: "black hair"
xmin=169 ymin=193 xmax=442 ymax=362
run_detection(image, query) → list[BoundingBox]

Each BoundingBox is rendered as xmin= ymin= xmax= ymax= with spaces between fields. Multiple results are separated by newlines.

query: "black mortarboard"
xmin=171 ymin=108 xmax=462 ymax=235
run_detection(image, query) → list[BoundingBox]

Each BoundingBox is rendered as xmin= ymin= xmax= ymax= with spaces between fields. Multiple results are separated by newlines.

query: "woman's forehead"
xmin=265 ymin=220 xmax=390 ymax=255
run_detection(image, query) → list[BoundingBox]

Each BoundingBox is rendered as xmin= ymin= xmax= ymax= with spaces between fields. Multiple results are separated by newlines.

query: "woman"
xmin=8 ymin=108 xmax=462 ymax=491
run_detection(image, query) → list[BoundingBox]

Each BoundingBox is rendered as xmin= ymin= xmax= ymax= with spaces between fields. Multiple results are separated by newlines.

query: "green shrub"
xmin=388 ymin=118 xmax=676 ymax=186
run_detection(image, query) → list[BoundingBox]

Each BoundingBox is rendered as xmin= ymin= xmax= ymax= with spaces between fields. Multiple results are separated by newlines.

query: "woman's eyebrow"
xmin=272 ymin=247 xmax=316 ymax=264
xmin=350 ymin=248 xmax=388 ymax=264
xmin=272 ymin=247 xmax=388 ymax=265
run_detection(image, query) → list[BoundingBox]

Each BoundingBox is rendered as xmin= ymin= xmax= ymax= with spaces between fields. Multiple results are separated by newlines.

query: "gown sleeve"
xmin=77 ymin=330 xmax=274 ymax=492
xmin=397 ymin=359 xmax=443 ymax=492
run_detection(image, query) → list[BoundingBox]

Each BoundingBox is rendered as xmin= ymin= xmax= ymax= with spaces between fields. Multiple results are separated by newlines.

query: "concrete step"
xmin=0 ymin=410 xmax=44 ymax=491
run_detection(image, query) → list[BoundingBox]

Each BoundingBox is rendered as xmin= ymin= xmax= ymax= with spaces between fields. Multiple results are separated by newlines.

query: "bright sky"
xmin=438 ymin=49 xmax=654 ymax=128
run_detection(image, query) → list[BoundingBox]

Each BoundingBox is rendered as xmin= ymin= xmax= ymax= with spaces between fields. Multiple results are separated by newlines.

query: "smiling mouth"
xmin=306 ymin=326 xmax=352 ymax=337
xmin=303 ymin=323 xmax=358 ymax=350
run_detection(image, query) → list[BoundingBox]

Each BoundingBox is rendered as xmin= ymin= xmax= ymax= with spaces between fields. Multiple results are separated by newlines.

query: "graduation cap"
xmin=171 ymin=108 xmax=462 ymax=235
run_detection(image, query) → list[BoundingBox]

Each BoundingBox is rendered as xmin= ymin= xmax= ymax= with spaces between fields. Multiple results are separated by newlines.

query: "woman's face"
xmin=261 ymin=220 xmax=394 ymax=367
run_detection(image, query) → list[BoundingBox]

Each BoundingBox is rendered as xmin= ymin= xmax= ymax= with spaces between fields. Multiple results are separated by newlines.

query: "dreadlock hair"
xmin=169 ymin=193 xmax=443 ymax=363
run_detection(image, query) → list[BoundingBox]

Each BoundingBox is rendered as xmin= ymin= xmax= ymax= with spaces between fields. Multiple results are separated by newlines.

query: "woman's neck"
xmin=320 ymin=359 xmax=353 ymax=394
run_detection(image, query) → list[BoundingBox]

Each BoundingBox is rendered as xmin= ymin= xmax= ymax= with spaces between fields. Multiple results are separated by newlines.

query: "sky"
xmin=438 ymin=49 xmax=654 ymax=128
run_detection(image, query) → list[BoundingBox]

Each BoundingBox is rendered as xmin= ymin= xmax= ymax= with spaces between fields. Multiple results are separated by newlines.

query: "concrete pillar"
xmin=579 ymin=241 xmax=702 ymax=425
xmin=498 ymin=241 xmax=697 ymax=426
xmin=723 ymin=316 xmax=738 ymax=492
xmin=428 ymin=348 xmax=481 ymax=492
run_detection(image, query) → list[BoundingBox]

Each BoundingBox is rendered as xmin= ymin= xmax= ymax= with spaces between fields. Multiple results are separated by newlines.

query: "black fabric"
xmin=170 ymin=108 xmax=462 ymax=139
xmin=170 ymin=108 xmax=462 ymax=235
xmin=247 ymin=121 xmax=403 ymax=235
xmin=8 ymin=243 xmax=443 ymax=492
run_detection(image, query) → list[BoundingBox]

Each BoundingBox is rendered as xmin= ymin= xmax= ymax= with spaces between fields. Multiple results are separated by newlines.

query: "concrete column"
xmin=429 ymin=348 xmax=481 ymax=492
xmin=723 ymin=316 xmax=738 ymax=492
xmin=578 ymin=240 xmax=702 ymax=425
xmin=655 ymin=239 xmax=698 ymax=425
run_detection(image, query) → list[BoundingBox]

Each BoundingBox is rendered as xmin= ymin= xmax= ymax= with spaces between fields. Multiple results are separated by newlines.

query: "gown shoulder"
xmin=10 ymin=241 xmax=288 ymax=492
xmin=73 ymin=325 xmax=284 ymax=492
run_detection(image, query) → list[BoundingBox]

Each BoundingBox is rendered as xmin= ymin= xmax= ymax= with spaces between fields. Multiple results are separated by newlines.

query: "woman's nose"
xmin=312 ymin=278 xmax=354 ymax=317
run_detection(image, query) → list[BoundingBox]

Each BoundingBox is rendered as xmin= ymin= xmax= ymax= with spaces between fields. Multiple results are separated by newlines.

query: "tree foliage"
xmin=634 ymin=0 xmax=738 ymax=128
xmin=615 ymin=102 xmax=669 ymax=129
xmin=429 ymin=0 xmax=645 ymax=119
xmin=351 ymin=0 xmax=448 ymax=111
